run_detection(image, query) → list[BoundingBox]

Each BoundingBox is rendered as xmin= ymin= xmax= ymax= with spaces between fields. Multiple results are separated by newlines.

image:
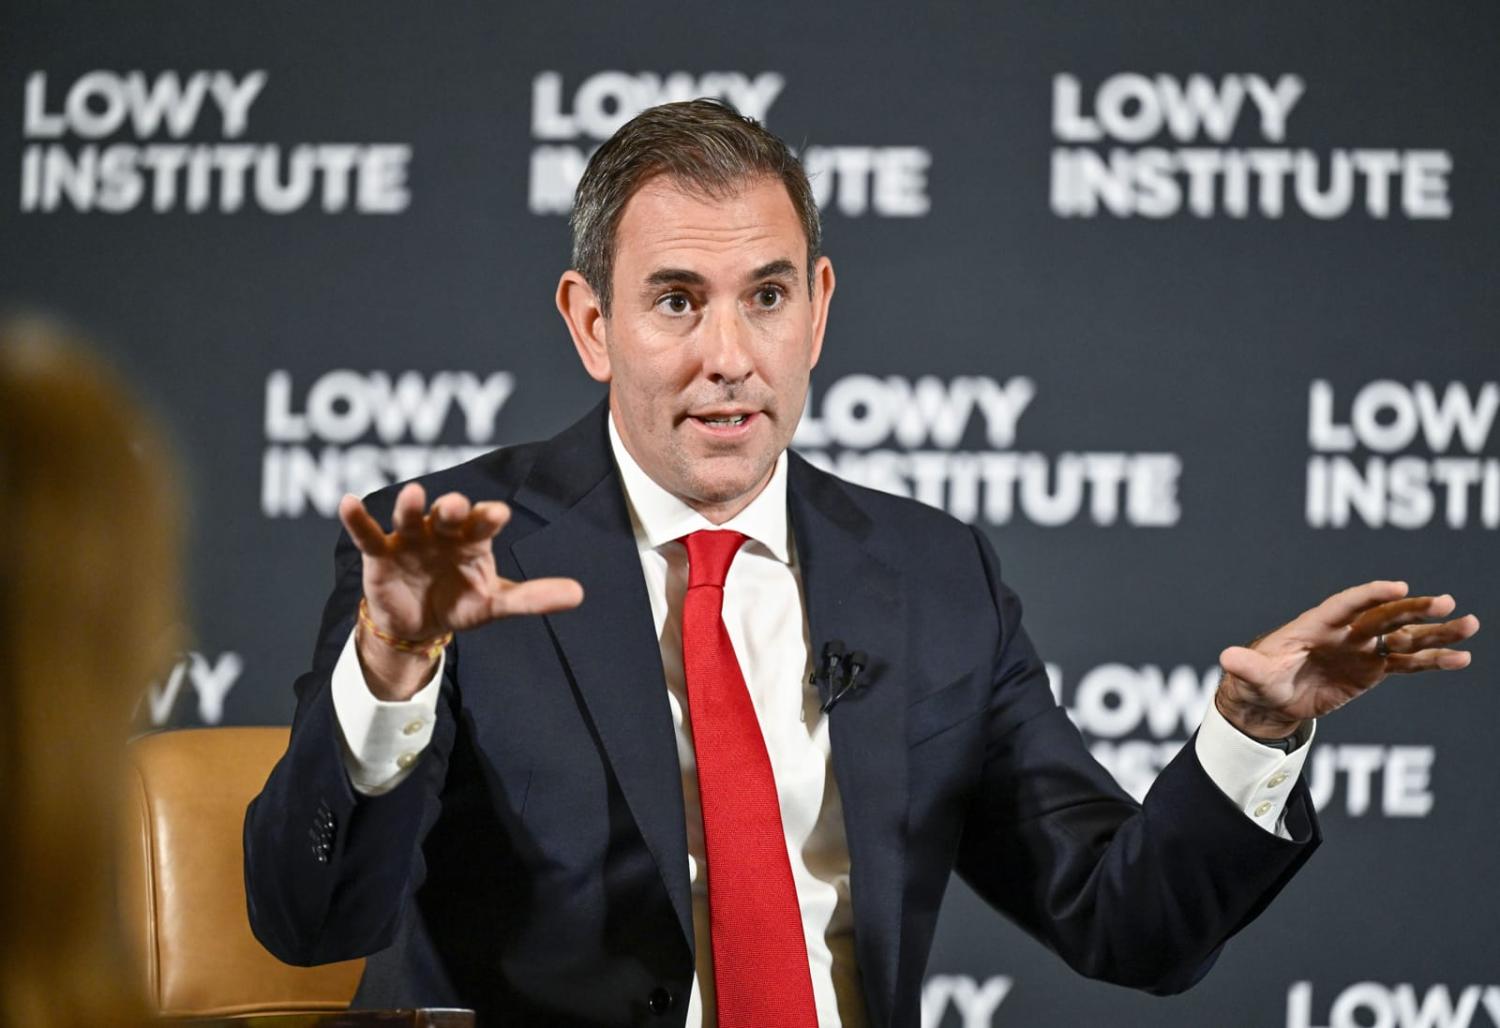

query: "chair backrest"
xmin=121 ymin=727 xmax=364 ymax=1018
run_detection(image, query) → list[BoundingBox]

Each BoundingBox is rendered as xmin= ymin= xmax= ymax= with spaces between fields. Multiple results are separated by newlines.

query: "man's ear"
xmin=556 ymin=270 xmax=611 ymax=383
xmin=807 ymin=255 xmax=836 ymax=370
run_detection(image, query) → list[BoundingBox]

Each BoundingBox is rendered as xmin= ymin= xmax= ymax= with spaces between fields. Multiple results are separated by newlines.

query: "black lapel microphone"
xmin=812 ymin=640 xmax=870 ymax=714
xmin=810 ymin=640 xmax=845 ymax=710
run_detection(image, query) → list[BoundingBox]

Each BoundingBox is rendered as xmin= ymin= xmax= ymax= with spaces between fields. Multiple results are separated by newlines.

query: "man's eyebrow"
xmin=641 ymin=260 xmax=799 ymax=292
xmin=643 ymin=268 xmax=706 ymax=289
xmin=748 ymin=259 xmax=798 ymax=283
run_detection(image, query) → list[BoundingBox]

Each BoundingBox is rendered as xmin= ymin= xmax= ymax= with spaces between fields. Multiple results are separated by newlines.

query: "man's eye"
xmin=657 ymin=293 xmax=691 ymax=315
xmin=754 ymin=286 xmax=784 ymax=309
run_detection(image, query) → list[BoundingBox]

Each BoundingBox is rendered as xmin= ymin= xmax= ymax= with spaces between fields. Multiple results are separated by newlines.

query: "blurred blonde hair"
xmin=0 ymin=317 xmax=182 ymax=1028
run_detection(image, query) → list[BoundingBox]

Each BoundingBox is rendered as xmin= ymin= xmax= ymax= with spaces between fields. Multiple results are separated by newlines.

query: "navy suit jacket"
xmin=244 ymin=401 xmax=1319 ymax=1027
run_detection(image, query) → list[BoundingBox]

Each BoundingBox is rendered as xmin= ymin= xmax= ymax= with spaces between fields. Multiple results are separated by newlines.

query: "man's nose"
xmin=700 ymin=305 xmax=755 ymax=385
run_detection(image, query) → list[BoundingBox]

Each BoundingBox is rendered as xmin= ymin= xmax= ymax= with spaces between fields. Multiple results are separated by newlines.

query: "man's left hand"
xmin=1216 ymin=580 xmax=1480 ymax=740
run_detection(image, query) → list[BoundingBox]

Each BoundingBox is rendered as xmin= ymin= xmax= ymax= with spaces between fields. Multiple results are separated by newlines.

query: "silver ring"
xmin=1375 ymin=634 xmax=1390 ymax=658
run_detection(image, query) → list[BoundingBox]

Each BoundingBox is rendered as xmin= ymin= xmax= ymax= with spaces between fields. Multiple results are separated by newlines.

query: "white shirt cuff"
xmin=330 ymin=627 xmax=444 ymax=796
xmin=1194 ymin=699 xmax=1315 ymax=838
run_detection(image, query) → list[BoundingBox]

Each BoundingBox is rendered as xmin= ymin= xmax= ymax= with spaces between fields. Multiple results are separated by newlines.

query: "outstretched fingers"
xmin=1313 ymin=580 xmax=1409 ymax=628
xmin=1385 ymin=649 xmax=1474 ymax=673
xmin=1348 ymin=594 xmax=1456 ymax=640
xmin=430 ymin=492 xmax=473 ymax=538
xmin=1382 ymin=615 xmax=1481 ymax=654
xmin=490 ymin=577 xmax=585 ymax=618
xmin=339 ymin=493 xmax=393 ymax=556
xmin=392 ymin=481 xmax=429 ymax=539
xmin=374 ymin=486 xmax=505 ymax=546
xmin=464 ymin=501 xmax=513 ymax=542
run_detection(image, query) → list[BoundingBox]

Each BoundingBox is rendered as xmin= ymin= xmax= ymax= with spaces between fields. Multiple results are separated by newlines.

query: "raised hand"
xmin=1215 ymin=580 xmax=1480 ymax=740
xmin=339 ymin=482 xmax=584 ymax=699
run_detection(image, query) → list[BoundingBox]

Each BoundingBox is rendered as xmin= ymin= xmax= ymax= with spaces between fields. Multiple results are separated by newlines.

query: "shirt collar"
xmin=608 ymin=412 xmax=791 ymax=563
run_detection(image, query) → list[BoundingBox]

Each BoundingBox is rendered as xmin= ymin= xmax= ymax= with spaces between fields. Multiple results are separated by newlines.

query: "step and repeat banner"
xmin=4 ymin=3 xmax=1496 ymax=1026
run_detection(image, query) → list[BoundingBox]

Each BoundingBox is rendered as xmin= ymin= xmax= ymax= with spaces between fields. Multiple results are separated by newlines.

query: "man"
xmin=244 ymin=100 xmax=1479 ymax=1028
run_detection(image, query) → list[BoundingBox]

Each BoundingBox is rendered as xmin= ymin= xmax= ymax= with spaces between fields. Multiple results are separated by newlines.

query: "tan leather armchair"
xmin=122 ymin=727 xmax=364 ymax=1019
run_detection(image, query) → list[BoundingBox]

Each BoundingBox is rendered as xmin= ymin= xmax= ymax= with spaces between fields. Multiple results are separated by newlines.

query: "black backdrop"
xmin=5 ymin=3 xmax=1498 ymax=1025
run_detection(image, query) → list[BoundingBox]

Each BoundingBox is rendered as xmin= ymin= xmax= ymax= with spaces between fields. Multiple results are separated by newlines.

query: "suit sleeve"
xmin=953 ymin=526 xmax=1320 ymax=995
xmin=243 ymin=517 xmax=458 ymax=966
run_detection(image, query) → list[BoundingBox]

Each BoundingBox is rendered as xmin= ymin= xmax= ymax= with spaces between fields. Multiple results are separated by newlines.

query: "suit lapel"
xmin=789 ymin=454 xmax=909 ymax=1028
xmin=508 ymin=403 xmax=695 ymax=950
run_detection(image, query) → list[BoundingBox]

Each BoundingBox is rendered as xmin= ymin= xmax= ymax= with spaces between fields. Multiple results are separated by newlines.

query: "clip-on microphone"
xmin=812 ymin=640 xmax=869 ymax=714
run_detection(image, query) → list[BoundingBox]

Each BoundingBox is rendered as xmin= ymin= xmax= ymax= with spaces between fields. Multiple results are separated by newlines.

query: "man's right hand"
xmin=338 ymin=482 xmax=585 ymax=700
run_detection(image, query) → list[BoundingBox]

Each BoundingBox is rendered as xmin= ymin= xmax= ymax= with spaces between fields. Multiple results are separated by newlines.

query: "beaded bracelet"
xmin=357 ymin=597 xmax=452 ymax=660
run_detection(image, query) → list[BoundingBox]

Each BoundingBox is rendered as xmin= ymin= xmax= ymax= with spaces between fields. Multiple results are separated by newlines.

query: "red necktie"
xmin=679 ymin=530 xmax=818 ymax=1028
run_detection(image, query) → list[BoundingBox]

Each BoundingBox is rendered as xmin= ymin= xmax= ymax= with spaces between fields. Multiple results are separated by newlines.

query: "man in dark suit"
xmin=244 ymin=100 xmax=1479 ymax=1027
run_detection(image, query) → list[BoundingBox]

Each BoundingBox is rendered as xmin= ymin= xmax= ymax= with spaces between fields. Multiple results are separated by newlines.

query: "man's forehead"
xmin=625 ymin=170 xmax=791 ymax=214
xmin=613 ymin=173 xmax=805 ymax=275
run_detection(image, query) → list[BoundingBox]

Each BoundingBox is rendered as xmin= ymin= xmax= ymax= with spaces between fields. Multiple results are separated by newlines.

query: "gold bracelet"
xmin=357 ymin=597 xmax=452 ymax=660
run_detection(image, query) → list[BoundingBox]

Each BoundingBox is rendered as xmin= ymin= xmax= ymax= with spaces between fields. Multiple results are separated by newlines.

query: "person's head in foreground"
xmin=0 ymin=317 xmax=181 ymax=1027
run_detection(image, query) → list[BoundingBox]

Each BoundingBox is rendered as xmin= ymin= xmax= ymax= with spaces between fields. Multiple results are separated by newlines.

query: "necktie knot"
xmin=682 ymin=530 xmax=748 ymax=590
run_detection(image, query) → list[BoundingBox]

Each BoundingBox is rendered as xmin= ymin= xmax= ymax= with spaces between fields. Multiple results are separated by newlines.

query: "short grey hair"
xmin=569 ymin=98 xmax=821 ymax=316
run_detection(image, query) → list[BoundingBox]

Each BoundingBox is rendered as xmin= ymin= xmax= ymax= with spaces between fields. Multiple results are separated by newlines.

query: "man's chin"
xmin=678 ymin=461 xmax=779 ymax=514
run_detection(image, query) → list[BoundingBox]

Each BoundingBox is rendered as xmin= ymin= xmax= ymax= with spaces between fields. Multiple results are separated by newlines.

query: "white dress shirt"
xmin=330 ymin=414 xmax=1313 ymax=1027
